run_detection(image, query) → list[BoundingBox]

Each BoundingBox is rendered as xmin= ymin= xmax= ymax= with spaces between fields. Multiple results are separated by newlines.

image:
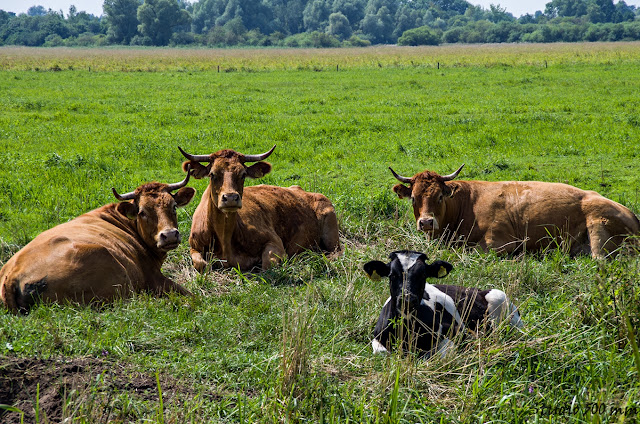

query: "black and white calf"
xmin=364 ymin=250 xmax=523 ymax=357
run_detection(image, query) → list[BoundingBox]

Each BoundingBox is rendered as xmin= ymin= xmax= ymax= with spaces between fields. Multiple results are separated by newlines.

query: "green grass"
xmin=1 ymin=44 xmax=640 ymax=423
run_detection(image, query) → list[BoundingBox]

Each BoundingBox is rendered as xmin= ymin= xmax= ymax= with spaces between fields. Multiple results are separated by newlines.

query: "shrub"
xmin=342 ymin=34 xmax=371 ymax=47
xmin=397 ymin=26 xmax=441 ymax=46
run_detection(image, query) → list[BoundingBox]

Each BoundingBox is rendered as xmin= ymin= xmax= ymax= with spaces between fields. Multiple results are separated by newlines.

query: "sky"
xmin=1 ymin=0 xmax=639 ymax=18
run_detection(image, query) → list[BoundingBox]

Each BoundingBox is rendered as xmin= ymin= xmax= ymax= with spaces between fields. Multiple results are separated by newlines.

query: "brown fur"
xmin=393 ymin=169 xmax=640 ymax=259
xmin=183 ymin=149 xmax=340 ymax=272
xmin=0 ymin=184 xmax=195 ymax=314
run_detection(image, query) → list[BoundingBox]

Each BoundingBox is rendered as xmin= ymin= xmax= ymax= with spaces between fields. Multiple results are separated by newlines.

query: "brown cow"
xmin=389 ymin=165 xmax=640 ymax=258
xmin=0 ymin=173 xmax=196 ymax=314
xmin=178 ymin=145 xmax=340 ymax=271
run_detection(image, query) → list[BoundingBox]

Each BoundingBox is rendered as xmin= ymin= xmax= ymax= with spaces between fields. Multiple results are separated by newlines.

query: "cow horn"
xmin=112 ymin=187 xmax=135 ymax=201
xmin=166 ymin=165 xmax=191 ymax=192
xmin=241 ymin=144 xmax=276 ymax=163
xmin=441 ymin=164 xmax=465 ymax=181
xmin=389 ymin=167 xmax=412 ymax=184
xmin=178 ymin=146 xmax=212 ymax=163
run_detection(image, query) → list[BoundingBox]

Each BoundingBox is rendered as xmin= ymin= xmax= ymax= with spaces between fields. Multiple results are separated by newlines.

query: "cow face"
xmin=179 ymin=146 xmax=275 ymax=212
xmin=389 ymin=165 xmax=464 ymax=233
xmin=364 ymin=250 xmax=453 ymax=314
xmin=114 ymin=181 xmax=196 ymax=252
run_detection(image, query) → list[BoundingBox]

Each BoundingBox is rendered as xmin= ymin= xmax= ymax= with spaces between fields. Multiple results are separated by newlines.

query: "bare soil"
xmin=0 ymin=356 xmax=198 ymax=423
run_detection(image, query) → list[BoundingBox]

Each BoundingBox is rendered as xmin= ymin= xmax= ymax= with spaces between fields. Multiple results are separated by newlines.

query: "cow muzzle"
xmin=157 ymin=228 xmax=181 ymax=251
xmin=417 ymin=217 xmax=439 ymax=232
xmin=218 ymin=192 xmax=242 ymax=211
xmin=397 ymin=294 xmax=421 ymax=312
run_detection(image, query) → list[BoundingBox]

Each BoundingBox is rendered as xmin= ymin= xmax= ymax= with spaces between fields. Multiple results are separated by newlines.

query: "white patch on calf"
xmin=422 ymin=285 xmax=464 ymax=330
xmin=395 ymin=251 xmax=423 ymax=273
xmin=435 ymin=337 xmax=454 ymax=356
xmin=371 ymin=338 xmax=389 ymax=354
xmin=485 ymin=289 xmax=508 ymax=322
xmin=509 ymin=303 xmax=524 ymax=328
xmin=485 ymin=289 xmax=524 ymax=328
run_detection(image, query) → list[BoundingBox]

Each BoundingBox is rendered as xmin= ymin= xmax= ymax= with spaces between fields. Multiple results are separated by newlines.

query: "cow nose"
xmin=221 ymin=193 xmax=240 ymax=203
xmin=159 ymin=229 xmax=180 ymax=247
xmin=398 ymin=294 xmax=420 ymax=311
xmin=418 ymin=218 xmax=435 ymax=231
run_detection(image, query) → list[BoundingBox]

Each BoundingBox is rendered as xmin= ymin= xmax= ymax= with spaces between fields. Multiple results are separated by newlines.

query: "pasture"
xmin=1 ymin=43 xmax=640 ymax=423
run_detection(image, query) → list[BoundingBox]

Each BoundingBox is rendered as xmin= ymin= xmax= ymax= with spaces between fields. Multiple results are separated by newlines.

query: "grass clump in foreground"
xmin=0 ymin=44 xmax=640 ymax=422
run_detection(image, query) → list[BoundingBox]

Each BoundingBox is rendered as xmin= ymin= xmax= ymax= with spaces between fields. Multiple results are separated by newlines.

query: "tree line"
xmin=0 ymin=0 xmax=639 ymax=48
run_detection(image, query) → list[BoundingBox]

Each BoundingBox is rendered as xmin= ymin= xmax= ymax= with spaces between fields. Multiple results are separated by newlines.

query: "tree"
xmin=331 ymin=0 xmax=365 ymax=30
xmin=545 ymin=0 xmax=588 ymax=18
xmin=487 ymin=4 xmax=515 ymax=23
xmin=137 ymin=0 xmax=191 ymax=45
xmin=103 ymin=0 xmax=141 ymax=44
xmin=327 ymin=12 xmax=351 ymax=39
xmin=613 ymin=1 xmax=635 ymax=22
xmin=303 ymin=0 xmax=332 ymax=32
xmin=360 ymin=0 xmax=396 ymax=43
xmin=27 ymin=6 xmax=47 ymax=17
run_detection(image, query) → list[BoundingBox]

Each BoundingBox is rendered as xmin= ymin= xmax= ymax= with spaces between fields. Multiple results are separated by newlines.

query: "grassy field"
xmin=1 ymin=43 xmax=640 ymax=423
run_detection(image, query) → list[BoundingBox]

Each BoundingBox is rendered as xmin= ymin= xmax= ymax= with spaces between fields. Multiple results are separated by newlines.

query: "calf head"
xmin=178 ymin=145 xmax=275 ymax=212
xmin=389 ymin=165 xmax=464 ymax=233
xmin=364 ymin=250 xmax=453 ymax=314
xmin=112 ymin=171 xmax=196 ymax=252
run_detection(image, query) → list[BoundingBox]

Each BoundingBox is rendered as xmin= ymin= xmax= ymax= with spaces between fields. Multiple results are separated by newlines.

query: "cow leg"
xmin=191 ymin=249 xmax=208 ymax=273
xmin=587 ymin=222 xmax=617 ymax=259
xmin=320 ymin=208 xmax=340 ymax=252
xmin=585 ymin=210 xmax=628 ymax=259
xmin=151 ymin=275 xmax=192 ymax=296
xmin=261 ymin=239 xmax=286 ymax=270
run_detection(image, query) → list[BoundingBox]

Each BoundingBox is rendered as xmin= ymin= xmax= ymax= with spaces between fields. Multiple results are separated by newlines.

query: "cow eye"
xmin=438 ymin=194 xmax=443 ymax=203
xmin=138 ymin=210 xmax=147 ymax=219
xmin=410 ymin=196 xmax=416 ymax=205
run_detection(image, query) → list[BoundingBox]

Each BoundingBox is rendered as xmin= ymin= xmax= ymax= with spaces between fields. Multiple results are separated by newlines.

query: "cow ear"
xmin=363 ymin=260 xmax=390 ymax=281
xmin=173 ymin=187 xmax=196 ymax=207
xmin=428 ymin=260 xmax=453 ymax=278
xmin=444 ymin=182 xmax=459 ymax=198
xmin=183 ymin=161 xmax=210 ymax=179
xmin=393 ymin=184 xmax=412 ymax=199
xmin=246 ymin=162 xmax=272 ymax=179
xmin=116 ymin=201 xmax=138 ymax=220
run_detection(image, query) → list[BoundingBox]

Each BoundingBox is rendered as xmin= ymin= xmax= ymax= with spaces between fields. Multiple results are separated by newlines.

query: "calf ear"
xmin=246 ymin=161 xmax=272 ymax=179
xmin=392 ymin=184 xmax=412 ymax=199
xmin=173 ymin=187 xmax=196 ymax=207
xmin=427 ymin=260 xmax=453 ymax=278
xmin=116 ymin=201 xmax=138 ymax=220
xmin=183 ymin=161 xmax=210 ymax=179
xmin=363 ymin=261 xmax=390 ymax=281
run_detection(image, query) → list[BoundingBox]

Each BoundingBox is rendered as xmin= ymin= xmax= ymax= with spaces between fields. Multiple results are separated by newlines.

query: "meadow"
xmin=0 ymin=42 xmax=639 ymax=423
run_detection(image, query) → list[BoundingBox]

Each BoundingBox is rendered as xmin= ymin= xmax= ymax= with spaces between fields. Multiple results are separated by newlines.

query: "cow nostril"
xmin=419 ymin=218 xmax=434 ymax=230
xmin=222 ymin=193 xmax=239 ymax=203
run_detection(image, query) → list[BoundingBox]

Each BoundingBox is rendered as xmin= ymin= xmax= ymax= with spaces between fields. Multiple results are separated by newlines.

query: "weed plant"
xmin=1 ymin=44 xmax=640 ymax=423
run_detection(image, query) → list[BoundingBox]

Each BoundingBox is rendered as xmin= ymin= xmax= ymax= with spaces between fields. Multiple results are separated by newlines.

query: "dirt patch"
xmin=0 ymin=356 xmax=199 ymax=423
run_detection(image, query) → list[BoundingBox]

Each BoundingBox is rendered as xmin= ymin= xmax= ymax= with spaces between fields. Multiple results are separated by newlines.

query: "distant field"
xmin=2 ymin=42 xmax=640 ymax=71
xmin=1 ymin=44 xmax=639 ymax=423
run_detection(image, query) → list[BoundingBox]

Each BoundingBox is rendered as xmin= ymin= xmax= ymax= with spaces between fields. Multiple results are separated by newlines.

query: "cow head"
xmin=112 ymin=170 xmax=196 ymax=252
xmin=178 ymin=145 xmax=275 ymax=212
xmin=389 ymin=165 xmax=465 ymax=233
xmin=364 ymin=250 xmax=453 ymax=313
